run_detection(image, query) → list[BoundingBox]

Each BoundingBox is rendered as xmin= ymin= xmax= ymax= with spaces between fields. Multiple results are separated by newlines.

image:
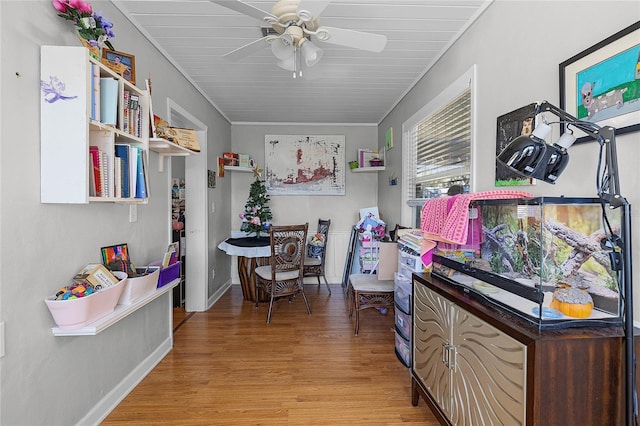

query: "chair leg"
xmin=266 ymin=294 xmax=275 ymax=324
xmin=354 ymin=290 xmax=360 ymax=336
xmin=322 ymin=275 xmax=331 ymax=295
xmin=300 ymin=291 xmax=312 ymax=315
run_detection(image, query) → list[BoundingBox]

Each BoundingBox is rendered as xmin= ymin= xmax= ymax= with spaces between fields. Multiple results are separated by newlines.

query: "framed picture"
xmin=559 ymin=21 xmax=640 ymax=143
xmin=100 ymin=243 xmax=130 ymax=265
xmin=264 ymin=135 xmax=345 ymax=195
xmin=101 ymin=49 xmax=136 ymax=84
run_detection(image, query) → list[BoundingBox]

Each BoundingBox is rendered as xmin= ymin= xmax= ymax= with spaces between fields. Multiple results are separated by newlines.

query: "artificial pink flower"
xmin=51 ymin=0 xmax=69 ymax=13
xmin=250 ymin=216 xmax=261 ymax=225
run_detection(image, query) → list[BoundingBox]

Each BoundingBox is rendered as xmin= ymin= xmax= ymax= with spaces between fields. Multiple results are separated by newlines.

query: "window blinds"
xmin=406 ymin=89 xmax=471 ymax=200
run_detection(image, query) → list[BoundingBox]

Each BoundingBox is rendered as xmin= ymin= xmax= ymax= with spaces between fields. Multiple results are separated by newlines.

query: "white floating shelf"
xmin=351 ymin=166 xmax=386 ymax=172
xmin=51 ymin=279 xmax=179 ymax=336
xmin=149 ymin=138 xmax=198 ymax=172
xmin=224 ymin=165 xmax=254 ymax=172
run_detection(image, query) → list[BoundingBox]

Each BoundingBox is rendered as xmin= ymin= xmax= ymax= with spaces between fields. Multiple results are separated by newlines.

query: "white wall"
xmin=378 ymin=1 xmax=640 ymax=319
xmin=0 ymin=1 xmax=231 ymax=424
xmin=231 ymin=124 xmax=379 ymax=283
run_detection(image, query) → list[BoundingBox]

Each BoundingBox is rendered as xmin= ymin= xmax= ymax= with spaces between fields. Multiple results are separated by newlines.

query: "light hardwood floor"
xmin=102 ymin=284 xmax=439 ymax=425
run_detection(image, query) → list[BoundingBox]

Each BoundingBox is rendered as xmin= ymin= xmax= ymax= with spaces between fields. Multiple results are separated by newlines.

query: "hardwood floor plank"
xmin=102 ymin=285 xmax=438 ymax=425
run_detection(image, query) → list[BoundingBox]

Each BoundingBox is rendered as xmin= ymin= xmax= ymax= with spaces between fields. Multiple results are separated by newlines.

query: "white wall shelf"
xmin=351 ymin=166 xmax=386 ymax=172
xmin=224 ymin=165 xmax=254 ymax=172
xmin=51 ymin=279 xmax=179 ymax=336
xmin=149 ymin=137 xmax=196 ymax=172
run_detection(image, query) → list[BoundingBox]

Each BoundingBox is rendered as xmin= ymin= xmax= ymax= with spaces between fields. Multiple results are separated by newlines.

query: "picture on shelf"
xmin=101 ymin=49 xmax=136 ymax=84
xmin=100 ymin=243 xmax=135 ymax=276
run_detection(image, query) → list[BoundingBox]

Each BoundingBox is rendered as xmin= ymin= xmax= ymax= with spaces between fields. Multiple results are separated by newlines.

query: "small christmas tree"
xmin=240 ymin=177 xmax=273 ymax=236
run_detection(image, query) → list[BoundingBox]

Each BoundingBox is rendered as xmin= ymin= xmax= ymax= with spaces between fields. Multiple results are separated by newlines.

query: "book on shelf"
xmin=130 ymin=146 xmax=139 ymax=197
xmin=90 ymin=63 xmax=101 ymax=121
xmin=114 ymin=156 xmax=122 ymax=198
xmin=89 ymin=146 xmax=102 ymax=196
xmin=99 ymin=77 xmax=118 ymax=125
xmin=135 ymin=148 xmax=147 ymax=198
xmin=114 ymin=144 xmax=131 ymax=198
xmin=123 ymin=90 xmax=130 ymax=134
xmin=73 ymin=264 xmax=119 ymax=290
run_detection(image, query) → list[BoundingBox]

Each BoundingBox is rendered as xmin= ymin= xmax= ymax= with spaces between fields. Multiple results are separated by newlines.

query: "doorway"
xmin=167 ymin=99 xmax=208 ymax=313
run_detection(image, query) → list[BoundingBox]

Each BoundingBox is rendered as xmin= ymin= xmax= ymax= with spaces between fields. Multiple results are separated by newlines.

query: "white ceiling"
xmin=113 ymin=0 xmax=492 ymax=124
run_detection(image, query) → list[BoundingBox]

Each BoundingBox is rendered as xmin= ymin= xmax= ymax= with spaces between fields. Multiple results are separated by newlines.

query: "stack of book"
xmin=397 ymin=229 xmax=423 ymax=256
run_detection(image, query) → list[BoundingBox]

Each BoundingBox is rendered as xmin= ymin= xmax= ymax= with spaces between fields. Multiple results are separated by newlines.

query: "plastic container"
xmin=395 ymin=330 xmax=411 ymax=368
xmin=394 ymin=272 xmax=412 ymax=314
xmin=157 ymin=261 xmax=181 ymax=288
xmin=395 ymin=307 xmax=411 ymax=339
xmin=44 ymin=271 xmax=127 ymax=330
xmin=118 ymin=267 xmax=160 ymax=305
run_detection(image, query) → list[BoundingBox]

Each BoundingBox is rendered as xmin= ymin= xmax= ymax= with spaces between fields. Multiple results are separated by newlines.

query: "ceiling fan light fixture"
xmin=299 ymin=39 xmax=323 ymax=67
xmin=271 ymin=36 xmax=294 ymax=60
xmin=277 ymin=56 xmax=296 ymax=72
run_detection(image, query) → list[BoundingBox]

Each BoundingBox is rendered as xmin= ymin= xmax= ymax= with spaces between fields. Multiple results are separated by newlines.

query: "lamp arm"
xmin=537 ymin=101 xmax=622 ymax=203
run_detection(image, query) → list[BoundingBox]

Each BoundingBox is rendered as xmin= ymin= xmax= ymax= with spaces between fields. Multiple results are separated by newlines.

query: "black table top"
xmin=225 ymin=236 xmax=270 ymax=247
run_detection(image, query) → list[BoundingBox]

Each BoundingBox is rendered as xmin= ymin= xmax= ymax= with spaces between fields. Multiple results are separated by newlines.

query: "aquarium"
xmin=432 ymin=197 xmax=623 ymax=329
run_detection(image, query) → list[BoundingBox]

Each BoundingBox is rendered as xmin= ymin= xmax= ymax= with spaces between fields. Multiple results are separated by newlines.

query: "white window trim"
xmin=401 ymin=65 xmax=478 ymax=226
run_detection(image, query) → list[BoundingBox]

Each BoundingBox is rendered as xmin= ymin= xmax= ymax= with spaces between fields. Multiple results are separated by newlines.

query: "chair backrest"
xmin=317 ymin=219 xmax=331 ymax=263
xmin=269 ymin=223 xmax=308 ymax=276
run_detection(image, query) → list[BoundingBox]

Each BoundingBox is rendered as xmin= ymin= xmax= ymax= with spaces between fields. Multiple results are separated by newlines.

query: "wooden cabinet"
xmin=412 ymin=273 xmax=640 ymax=426
xmin=40 ymin=46 xmax=149 ymax=203
xmin=413 ymin=282 xmax=526 ymax=424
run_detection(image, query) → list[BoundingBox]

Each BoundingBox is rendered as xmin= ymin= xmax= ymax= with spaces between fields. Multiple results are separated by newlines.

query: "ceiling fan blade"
xmin=315 ymin=26 xmax=387 ymax=53
xmin=297 ymin=1 xmax=330 ymax=21
xmin=210 ymin=0 xmax=278 ymax=25
xmin=224 ymin=36 xmax=272 ymax=61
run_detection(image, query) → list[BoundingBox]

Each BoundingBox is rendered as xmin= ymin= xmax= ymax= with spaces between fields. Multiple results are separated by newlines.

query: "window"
xmin=401 ymin=66 xmax=476 ymax=227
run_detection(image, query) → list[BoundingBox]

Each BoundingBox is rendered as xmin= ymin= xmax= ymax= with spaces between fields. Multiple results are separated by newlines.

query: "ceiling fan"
xmin=210 ymin=0 xmax=387 ymax=77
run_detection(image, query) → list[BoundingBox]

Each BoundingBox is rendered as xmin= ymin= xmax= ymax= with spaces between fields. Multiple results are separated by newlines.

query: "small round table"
xmin=218 ymin=237 xmax=270 ymax=302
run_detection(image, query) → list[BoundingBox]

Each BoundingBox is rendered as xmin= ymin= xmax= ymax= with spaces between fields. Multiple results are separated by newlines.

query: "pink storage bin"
xmin=118 ymin=267 xmax=160 ymax=305
xmin=44 ymin=271 xmax=127 ymax=330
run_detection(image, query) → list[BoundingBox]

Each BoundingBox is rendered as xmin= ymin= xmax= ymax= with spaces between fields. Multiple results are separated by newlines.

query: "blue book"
xmin=114 ymin=144 xmax=130 ymax=198
xmin=99 ymin=77 xmax=118 ymax=125
xmin=135 ymin=148 xmax=147 ymax=198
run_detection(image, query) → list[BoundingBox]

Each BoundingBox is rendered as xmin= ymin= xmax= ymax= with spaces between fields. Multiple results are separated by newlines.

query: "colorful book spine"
xmin=135 ymin=148 xmax=147 ymax=198
xmin=114 ymin=144 xmax=131 ymax=198
xmin=89 ymin=146 xmax=102 ymax=196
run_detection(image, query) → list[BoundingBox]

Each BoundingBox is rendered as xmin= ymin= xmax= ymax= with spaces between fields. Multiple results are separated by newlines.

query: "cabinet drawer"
xmin=395 ymin=306 xmax=411 ymax=340
xmin=398 ymin=250 xmax=424 ymax=273
xmin=394 ymin=272 xmax=411 ymax=314
xmin=395 ymin=331 xmax=411 ymax=368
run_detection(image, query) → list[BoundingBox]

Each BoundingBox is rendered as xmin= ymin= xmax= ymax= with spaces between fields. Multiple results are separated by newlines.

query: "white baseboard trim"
xmin=78 ymin=336 xmax=173 ymax=426
xmin=207 ymin=280 xmax=231 ymax=310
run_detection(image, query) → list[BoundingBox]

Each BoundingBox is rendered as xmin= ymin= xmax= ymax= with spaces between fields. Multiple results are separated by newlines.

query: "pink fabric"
xmin=421 ymin=190 xmax=533 ymax=245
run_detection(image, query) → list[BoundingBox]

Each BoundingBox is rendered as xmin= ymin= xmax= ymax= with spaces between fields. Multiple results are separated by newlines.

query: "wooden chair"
xmin=303 ymin=219 xmax=332 ymax=294
xmin=348 ymin=273 xmax=395 ymax=335
xmin=255 ymin=223 xmax=311 ymax=323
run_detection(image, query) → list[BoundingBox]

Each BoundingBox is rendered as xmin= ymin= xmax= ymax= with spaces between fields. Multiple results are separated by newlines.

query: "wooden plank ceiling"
xmin=114 ymin=0 xmax=491 ymax=123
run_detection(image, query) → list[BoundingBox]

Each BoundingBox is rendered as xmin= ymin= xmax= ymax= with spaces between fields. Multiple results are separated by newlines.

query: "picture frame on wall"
xmin=102 ymin=49 xmax=136 ymax=84
xmin=264 ymin=135 xmax=345 ymax=195
xmin=559 ymin=21 xmax=640 ymax=143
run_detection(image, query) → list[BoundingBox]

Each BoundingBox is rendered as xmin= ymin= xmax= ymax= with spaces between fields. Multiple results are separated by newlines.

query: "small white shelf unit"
xmin=224 ymin=165 xmax=254 ymax=172
xmin=51 ymin=279 xmax=179 ymax=336
xmin=40 ymin=45 xmax=150 ymax=204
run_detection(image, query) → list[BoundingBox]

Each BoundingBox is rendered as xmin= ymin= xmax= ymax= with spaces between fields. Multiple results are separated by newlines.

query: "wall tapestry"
xmin=264 ymin=135 xmax=346 ymax=195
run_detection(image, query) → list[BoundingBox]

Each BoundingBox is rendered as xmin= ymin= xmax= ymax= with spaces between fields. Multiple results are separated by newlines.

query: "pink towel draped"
xmin=421 ymin=190 xmax=533 ymax=245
